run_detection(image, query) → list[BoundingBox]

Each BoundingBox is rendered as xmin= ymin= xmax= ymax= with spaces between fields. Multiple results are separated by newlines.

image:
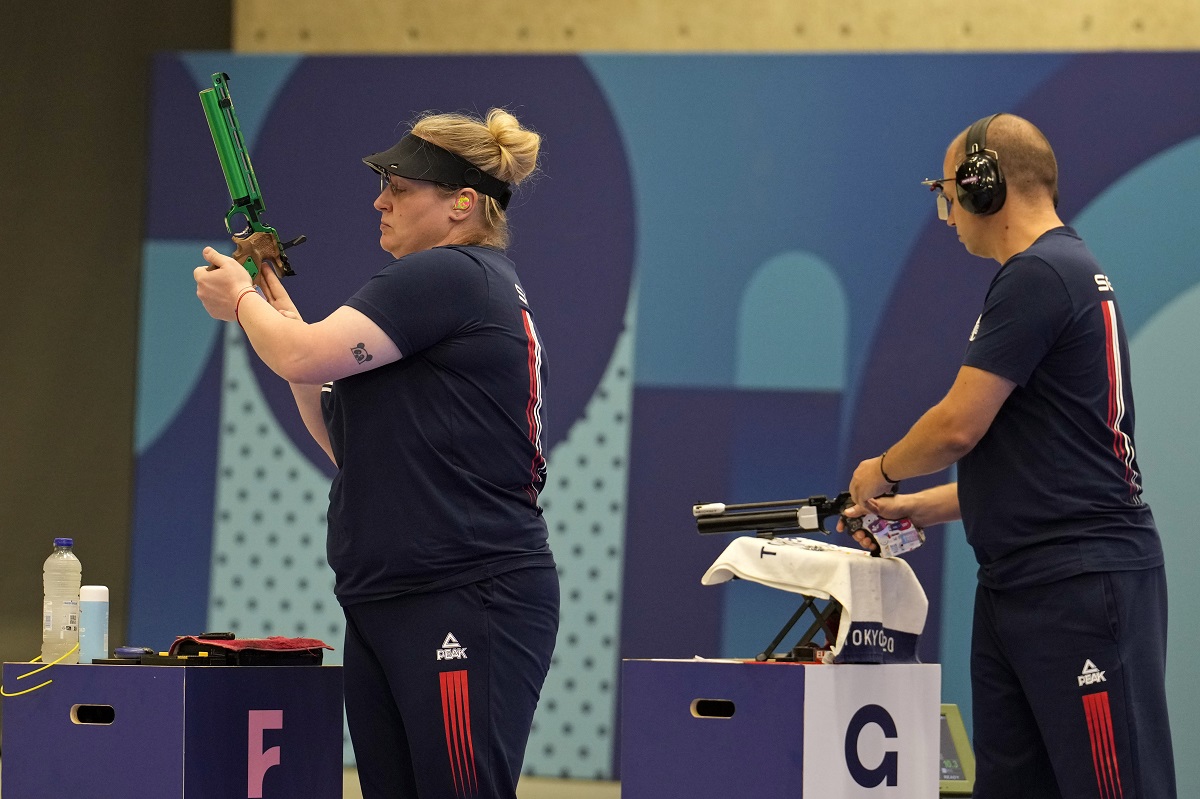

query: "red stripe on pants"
xmin=440 ymin=669 xmax=478 ymax=796
xmin=1083 ymin=691 xmax=1124 ymax=799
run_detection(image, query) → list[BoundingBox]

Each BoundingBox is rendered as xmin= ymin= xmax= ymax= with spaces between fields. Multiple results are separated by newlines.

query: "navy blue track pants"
xmin=342 ymin=566 xmax=559 ymax=799
xmin=971 ymin=566 xmax=1175 ymax=799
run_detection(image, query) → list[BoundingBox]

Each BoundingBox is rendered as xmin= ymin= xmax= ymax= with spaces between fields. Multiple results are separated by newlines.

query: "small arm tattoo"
xmin=351 ymin=343 xmax=373 ymax=365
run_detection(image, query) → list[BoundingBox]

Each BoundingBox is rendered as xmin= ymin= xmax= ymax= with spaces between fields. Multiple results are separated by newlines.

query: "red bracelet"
xmin=234 ymin=286 xmax=259 ymax=328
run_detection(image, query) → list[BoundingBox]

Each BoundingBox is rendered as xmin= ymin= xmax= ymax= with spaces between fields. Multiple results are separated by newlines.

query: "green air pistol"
xmin=199 ymin=72 xmax=305 ymax=281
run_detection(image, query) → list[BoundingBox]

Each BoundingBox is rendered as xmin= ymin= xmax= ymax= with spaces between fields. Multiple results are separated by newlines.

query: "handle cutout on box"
xmin=71 ymin=704 xmax=116 ymax=725
xmin=690 ymin=698 xmax=736 ymax=719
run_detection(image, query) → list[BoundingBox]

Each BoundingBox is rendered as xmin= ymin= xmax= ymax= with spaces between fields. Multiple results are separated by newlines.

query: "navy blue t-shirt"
xmin=322 ymin=245 xmax=553 ymax=605
xmin=959 ymin=227 xmax=1163 ymax=589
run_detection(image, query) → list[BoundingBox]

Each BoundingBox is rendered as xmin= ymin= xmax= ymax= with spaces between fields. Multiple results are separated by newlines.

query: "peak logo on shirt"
xmin=1094 ymin=274 xmax=1114 ymax=292
xmin=437 ymin=632 xmax=468 ymax=661
xmin=969 ymin=315 xmax=981 ymax=342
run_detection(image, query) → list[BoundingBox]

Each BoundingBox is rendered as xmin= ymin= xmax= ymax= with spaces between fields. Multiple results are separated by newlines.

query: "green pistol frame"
xmin=199 ymin=72 xmax=304 ymax=281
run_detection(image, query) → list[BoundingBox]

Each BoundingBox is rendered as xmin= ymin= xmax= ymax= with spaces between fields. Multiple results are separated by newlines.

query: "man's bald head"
xmin=950 ymin=114 xmax=1059 ymax=208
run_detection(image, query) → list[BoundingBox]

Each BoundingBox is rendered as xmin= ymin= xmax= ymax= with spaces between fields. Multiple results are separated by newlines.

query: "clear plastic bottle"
xmin=42 ymin=537 xmax=82 ymax=664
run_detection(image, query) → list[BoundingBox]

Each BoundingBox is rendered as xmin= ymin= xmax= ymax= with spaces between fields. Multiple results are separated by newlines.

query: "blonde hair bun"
xmin=412 ymin=109 xmax=540 ymax=186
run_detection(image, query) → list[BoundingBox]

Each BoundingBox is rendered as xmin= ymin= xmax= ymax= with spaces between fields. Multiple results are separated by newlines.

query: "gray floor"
xmin=1 ymin=763 xmax=623 ymax=798
xmin=343 ymin=770 xmax=621 ymax=798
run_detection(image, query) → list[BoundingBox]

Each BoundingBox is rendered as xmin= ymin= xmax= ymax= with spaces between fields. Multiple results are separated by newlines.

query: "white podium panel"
xmin=802 ymin=664 xmax=941 ymax=796
xmin=621 ymin=659 xmax=940 ymax=798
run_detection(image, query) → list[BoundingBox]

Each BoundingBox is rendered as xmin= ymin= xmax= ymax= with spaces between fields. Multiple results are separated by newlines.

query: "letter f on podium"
xmin=248 ymin=709 xmax=284 ymax=798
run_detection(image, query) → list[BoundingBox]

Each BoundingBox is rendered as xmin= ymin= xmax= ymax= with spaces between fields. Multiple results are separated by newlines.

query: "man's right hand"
xmin=838 ymin=495 xmax=912 ymax=552
xmin=840 ymin=484 xmax=963 ymax=551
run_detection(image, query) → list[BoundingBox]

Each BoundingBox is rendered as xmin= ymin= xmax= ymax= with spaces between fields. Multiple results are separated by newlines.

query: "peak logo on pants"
xmin=437 ymin=632 xmax=468 ymax=661
xmin=1078 ymin=659 xmax=1106 ymax=687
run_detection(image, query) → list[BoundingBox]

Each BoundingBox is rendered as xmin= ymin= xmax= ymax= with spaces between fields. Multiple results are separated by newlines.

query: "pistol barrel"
xmin=199 ymin=73 xmax=264 ymax=226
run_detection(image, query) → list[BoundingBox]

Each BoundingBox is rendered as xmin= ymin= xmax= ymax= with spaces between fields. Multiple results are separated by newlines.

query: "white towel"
xmin=701 ymin=537 xmax=928 ymax=663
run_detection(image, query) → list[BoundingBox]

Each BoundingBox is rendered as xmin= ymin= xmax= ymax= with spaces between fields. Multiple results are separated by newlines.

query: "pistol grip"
xmin=230 ymin=231 xmax=282 ymax=282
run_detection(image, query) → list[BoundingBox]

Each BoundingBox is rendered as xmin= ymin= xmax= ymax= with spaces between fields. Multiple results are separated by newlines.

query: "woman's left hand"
xmin=194 ymin=246 xmax=252 ymax=321
xmin=257 ymin=257 xmax=305 ymax=321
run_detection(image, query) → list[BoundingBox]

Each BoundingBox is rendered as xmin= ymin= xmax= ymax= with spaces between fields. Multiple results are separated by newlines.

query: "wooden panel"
xmin=234 ymin=0 xmax=1200 ymax=53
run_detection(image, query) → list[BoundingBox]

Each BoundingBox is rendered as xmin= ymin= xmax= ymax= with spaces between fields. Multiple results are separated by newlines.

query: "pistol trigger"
xmin=275 ymin=253 xmax=296 ymax=277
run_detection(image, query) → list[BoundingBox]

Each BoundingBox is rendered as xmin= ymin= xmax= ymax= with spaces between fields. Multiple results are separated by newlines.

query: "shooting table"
xmin=621 ymin=658 xmax=941 ymax=797
xmin=1 ymin=662 xmax=342 ymax=798
xmin=621 ymin=503 xmax=940 ymax=796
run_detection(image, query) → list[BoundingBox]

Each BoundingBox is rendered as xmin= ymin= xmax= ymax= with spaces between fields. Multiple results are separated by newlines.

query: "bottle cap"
xmin=81 ymin=585 xmax=109 ymax=602
xmin=54 ymin=537 xmax=74 ymax=547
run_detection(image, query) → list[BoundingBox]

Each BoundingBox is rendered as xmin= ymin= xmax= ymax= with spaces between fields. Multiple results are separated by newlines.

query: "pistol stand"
xmin=756 ymin=594 xmax=842 ymax=662
xmin=690 ymin=495 xmax=851 ymax=662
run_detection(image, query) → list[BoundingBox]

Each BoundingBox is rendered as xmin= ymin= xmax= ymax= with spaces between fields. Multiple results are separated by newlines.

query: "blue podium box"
xmin=621 ymin=659 xmax=940 ymax=798
xmin=1 ymin=663 xmax=343 ymax=799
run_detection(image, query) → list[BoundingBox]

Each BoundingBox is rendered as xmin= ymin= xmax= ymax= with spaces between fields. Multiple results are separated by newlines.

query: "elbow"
xmin=942 ymin=423 xmax=986 ymax=461
xmin=261 ymin=326 xmax=331 ymax=385
xmin=244 ymin=320 xmax=328 ymax=384
xmin=264 ymin=343 xmax=328 ymax=385
xmin=273 ymin=358 xmax=327 ymax=386
xmin=926 ymin=399 xmax=990 ymax=461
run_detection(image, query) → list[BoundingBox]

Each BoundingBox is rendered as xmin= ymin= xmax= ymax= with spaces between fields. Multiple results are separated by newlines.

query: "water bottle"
xmin=42 ymin=537 xmax=82 ymax=664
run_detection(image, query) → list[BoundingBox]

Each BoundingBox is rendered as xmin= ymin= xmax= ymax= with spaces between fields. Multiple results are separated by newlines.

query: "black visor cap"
xmin=363 ymin=134 xmax=513 ymax=210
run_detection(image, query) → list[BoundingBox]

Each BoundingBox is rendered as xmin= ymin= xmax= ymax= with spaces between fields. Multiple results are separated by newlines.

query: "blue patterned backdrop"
xmin=131 ymin=53 xmax=1199 ymax=788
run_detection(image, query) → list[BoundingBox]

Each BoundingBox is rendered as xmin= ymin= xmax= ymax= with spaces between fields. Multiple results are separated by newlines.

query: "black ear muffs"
xmin=955 ymin=114 xmax=1007 ymax=215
